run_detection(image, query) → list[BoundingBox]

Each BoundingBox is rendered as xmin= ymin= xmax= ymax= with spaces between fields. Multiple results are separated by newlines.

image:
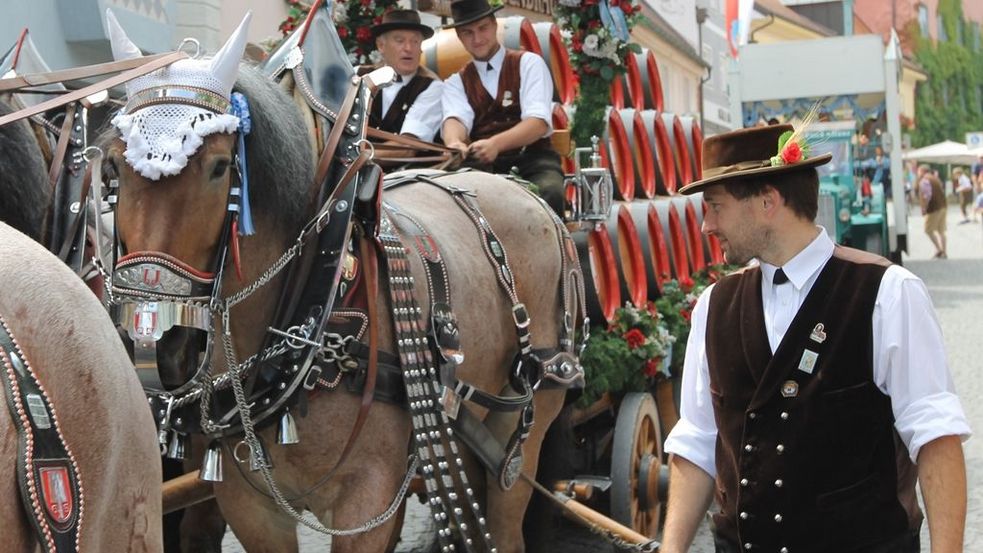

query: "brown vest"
xmin=459 ymin=49 xmax=550 ymax=154
xmin=705 ymin=247 xmax=921 ymax=552
xmin=366 ymin=66 xmax=438 ymax=135
xmin=925 ymin=175 xmax=946 ymax=213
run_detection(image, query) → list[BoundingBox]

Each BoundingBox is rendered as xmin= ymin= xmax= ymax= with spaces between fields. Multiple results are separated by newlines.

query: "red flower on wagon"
xmin=781 ymin=141 xmax=803 ymax=165
xmin=624 ymin=328 xmax=646 ymax=349
xmin=356 ymin=26 xmax=373 ymax=43
xmin=337 ymin=26 xmax=350 ymax=39
xmin=644 ymin=358 xmax=662 ymax=377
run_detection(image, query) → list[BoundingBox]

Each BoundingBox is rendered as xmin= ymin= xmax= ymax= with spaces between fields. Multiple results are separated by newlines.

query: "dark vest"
xmin=368 ymin=68 xmax=435 ymax=135
xmin=459 ymin=49 xmax=550 ymax=154
xmin=706 ymin=246 xmax=921 ymax=553
xmin=925 ymin=175 xmax=946 ymax=213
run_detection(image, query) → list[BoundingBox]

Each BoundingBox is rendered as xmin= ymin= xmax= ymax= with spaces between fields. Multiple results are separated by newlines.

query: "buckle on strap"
xmin=511 ymin=303 xmax=530 ymax=329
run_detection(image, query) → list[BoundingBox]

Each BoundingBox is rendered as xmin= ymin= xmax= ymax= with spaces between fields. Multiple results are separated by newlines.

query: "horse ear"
xmin=105 ymin=10 xmax=142 ymax=61
xmin=209 ymin=11 xmax=252 ymax=92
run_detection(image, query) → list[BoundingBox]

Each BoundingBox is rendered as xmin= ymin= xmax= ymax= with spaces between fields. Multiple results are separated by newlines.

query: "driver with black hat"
xmin=368 ymin=9 xmax=442 ymax=142
xmin=440 ymin=0 xmax=564 ymax=214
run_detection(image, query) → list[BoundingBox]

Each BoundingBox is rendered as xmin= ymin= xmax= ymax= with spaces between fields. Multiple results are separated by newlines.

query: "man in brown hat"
xmin=368 ymin=10 xmax=442 ymax=142
xmin=660 ymin=124 xmax=969 ymax=553
xmin=439 ymin=0 xmax=564 ymax=213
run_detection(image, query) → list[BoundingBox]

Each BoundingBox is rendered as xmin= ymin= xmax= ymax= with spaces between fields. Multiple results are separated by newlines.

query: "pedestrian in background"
xmin=660 ymin=125 xmax=970 ymax=553
xmin=919 ymin=165 xmax=948 ymax=259
xmin=954 ymin=168 xmax=975 ymax=223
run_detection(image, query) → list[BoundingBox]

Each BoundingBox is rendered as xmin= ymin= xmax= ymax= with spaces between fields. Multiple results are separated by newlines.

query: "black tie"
xmin=394 ymin=74 xmax=403 ymax=83
xmin=486 ymin=63 xmax=494 ymax=72
xmin=773 ymin=268 xmax=789 ymax=285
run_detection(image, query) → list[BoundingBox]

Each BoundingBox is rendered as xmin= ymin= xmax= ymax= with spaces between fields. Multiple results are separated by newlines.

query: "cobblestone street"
xmin=225 ymin=204 xmax=981 ymax=552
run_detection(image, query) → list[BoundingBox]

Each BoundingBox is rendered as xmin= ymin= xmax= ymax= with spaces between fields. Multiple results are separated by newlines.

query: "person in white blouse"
xmin=367 ymin=10 xmax=442 ymax=143
xmin=439 ymin=0 xmax=564 ymax=214
xmin=661 ymin=124 xmax=970 ymax=553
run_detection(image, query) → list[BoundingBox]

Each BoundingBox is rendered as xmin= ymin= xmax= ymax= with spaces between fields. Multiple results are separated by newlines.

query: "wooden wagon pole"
xmin=162 ymin=472 xmax=214 ymax=515
xmin=520 ymin=473 xmax=659 ymax=550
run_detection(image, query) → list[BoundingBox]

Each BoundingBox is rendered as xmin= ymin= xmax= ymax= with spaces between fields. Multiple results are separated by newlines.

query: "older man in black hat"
xmin=439 ymin=0 xmax=564 ymax=214
xmin=660 ymin=124 xmax=970 ymax=553
xmin=368 ymin=10 xmax=442 ymax=142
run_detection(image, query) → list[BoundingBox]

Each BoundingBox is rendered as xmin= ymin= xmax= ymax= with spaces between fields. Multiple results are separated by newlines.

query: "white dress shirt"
xmin=440 ymin=46 xmax=553 ymax=137
xmin=379 ymin=70 xmax=443 ymax=142
xmin=664 ymin=229 xmax=971 ymax=478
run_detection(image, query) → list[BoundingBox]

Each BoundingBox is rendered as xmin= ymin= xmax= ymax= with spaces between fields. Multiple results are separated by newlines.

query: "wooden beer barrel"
xmin=610 ymin=77 xmax=626 ymax=110
xmin=619 ymin=52 xmax=645 ymax=109
xmin=572 ymin=224 xmax=621 ymax=323
xmin=628 ymin=201 xmax=672 ymax=298
xmin=660 ymin=113 xmax=694 ymax=188
xmin=601 ymin=108 xmax=635 ymax=201
xmin=617 ymin=109 xmax=657 ymax=198
xmin=635 ymin=49 xmax=664 ymax=111
xmin=671 ymin=196 xmax=707 ymax=274
xmin=639 ymin=110 xmax=677 ymax=195
xmin=651 ymin=198 xmax=692 ymax=287
xmin=552 ymin=103 xmax=576 ymax=174
xmin=422 ymin=16 xmax=542 ymax=79
xmin=606 ymin=202 xmax=648 ymax=308
xmin=686 ymin=192 xmax=725 ymax=265
xmin=679 ymin=115 xmax=704 ymax=181
xmin=533 ymin=22 xmax=575 ymax=105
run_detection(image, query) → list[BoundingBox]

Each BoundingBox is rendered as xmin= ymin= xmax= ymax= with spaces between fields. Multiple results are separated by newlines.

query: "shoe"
xmin=958 ymin=220 xmax=971 ymax=225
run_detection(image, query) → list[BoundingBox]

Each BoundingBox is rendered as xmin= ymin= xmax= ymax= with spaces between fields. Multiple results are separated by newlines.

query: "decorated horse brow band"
xmin=124 ymin=86 xmax=232 ymax=115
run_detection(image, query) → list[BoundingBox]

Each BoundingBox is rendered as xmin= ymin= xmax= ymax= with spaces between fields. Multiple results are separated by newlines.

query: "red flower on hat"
xmin=624 ymin=328 xmax=646 ymax=349
xmin=781 ymin=141 xmax=803 ymax=165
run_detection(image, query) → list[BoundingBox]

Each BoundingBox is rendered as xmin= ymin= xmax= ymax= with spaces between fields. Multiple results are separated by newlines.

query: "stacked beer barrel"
xmin=420 ymin=16 xmax=714 ymax=323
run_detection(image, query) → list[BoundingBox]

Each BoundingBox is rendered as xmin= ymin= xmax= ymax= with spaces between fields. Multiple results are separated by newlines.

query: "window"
xmin=937 ymin=13 xmax=947 ymax=41
xmin=917 ymin=4 xmax=929 ymax=37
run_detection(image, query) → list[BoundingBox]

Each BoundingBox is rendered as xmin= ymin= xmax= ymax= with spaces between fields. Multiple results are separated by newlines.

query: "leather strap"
xmin=0 ymin=314 xmax=84 ymax=553
xmin=0 ymin=53 xmax=187 ymax=92
xmin=0 ymin=51 xmax=189 ymax=128
xmin=310 ymin=80 xmax=360 ymax=207
xmin=366 ymin=127 xmax=455 ymax=153
xmin=46 ymin=103 xmax=76 ymax=191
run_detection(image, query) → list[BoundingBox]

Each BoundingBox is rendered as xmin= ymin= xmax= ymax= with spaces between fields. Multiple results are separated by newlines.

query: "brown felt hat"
xmin=679 ymin=124 xmax=832 ymax=195
xmin=443 ymin=0 xmax=503 ymax=29
xmin=371 ymin=10 xmax=435 ymax=39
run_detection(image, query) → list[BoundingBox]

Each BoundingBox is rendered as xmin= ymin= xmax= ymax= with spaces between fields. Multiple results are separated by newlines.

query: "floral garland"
xmin=554 ymin=0 xmax=642 ymax=146
xmin=578 ymin=302 xmax=674 ymax=407
xmin=274 ymin=0 xmax=399 ymax=65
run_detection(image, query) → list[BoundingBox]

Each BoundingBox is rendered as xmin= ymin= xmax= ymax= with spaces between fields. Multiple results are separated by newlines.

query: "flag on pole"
xmin=726 ymin=0 xmax=754 ymax=58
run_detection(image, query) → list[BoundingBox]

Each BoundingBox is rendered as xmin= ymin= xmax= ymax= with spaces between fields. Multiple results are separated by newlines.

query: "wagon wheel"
xmin=610 ymin=392 xmax=663 ymax=537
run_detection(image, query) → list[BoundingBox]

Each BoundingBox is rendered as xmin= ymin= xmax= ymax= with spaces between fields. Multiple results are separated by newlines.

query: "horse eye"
xmin=103 ymin=157 xmax=119 ymax=180
xmin=210 ymin=160 xmax=231 ymax=180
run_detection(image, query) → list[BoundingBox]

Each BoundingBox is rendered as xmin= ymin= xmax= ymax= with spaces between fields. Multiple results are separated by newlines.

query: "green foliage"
xmin=912 ymin=0 xmax=983 ymax=147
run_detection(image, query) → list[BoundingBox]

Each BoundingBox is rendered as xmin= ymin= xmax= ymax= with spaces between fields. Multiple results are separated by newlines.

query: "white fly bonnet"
xmin=107 ymin=10 xmax=252 ymax=180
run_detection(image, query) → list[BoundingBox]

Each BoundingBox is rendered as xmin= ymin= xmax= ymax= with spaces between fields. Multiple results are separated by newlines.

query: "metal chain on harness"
xmin=219 ymin=324 xmax=417 ymax=536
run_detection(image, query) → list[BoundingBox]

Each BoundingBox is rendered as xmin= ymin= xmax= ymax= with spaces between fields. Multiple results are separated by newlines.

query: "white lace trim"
xmin=112 ymin=105 xmax=239 ymax=181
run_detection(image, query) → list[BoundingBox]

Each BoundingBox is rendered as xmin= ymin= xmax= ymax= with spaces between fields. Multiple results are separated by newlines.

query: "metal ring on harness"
xmin=354 ymin=138 xmax=375 ymax=161
xmin=82 ymin=145 xmax=103 ymax=163
xmin=233 ymin=440 xmax=254 ymax=464
xmin=178 ymin=38 xmax=202 ymax=60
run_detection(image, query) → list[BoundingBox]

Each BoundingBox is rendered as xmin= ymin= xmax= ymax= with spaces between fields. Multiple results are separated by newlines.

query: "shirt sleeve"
xmin=873 ymin=265 xmax=972 ymax=463
xmin=664 ymin=284 xmax=719 ymax=478
xmin=440 ymin=72 xmax=474 ymax=135
xmin=919 ymin=178 xmax=932 ymax=200
xmin=400 ymin=79 xmax=443 ymax=142
xmin=518 ymin=53 xmax=554 ymax=137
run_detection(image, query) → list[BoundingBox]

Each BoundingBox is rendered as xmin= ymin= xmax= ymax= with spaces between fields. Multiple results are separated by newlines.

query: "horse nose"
xmin=156 ymin=328 xmax=201 ymax=390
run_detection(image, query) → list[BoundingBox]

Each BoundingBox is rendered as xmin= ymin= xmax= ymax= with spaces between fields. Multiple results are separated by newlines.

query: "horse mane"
xmin=0 ymin=98 xmax=50 ymax=242
xmin=233 ymin=65 xmax=314 ymax=235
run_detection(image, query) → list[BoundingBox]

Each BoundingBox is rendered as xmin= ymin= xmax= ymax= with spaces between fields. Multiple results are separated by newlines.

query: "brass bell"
xmin=199 ymin=440 xmax=224 ymax=482
xmin=166 ymin=432 xmax=186 ymax=460
xmin=276 ymin=409 xmax=299 ymax=445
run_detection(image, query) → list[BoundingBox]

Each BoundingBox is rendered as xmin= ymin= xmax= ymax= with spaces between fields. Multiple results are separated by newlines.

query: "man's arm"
xmin=660 ymin=455 xmax=715 ymax=553
xmin=918 ymin=435 xmax=966 ymax=553
xmin=440 ymin=73 xmax=472 ymax=156
xmin=442 ymin=117 xmax=470 ymax=156
xmin=468 ymin=117 xmax=548 ymax=164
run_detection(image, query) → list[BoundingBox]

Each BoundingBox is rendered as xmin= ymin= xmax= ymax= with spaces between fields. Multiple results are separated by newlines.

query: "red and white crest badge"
xmin=134 ymin=305 xmax=159 ymax=338
xmin=39 ymin=465 xmax=74 ymax=526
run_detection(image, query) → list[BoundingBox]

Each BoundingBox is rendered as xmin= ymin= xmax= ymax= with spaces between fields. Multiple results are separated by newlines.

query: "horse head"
xmin=104 ymin=10 xmax=313 ymax=393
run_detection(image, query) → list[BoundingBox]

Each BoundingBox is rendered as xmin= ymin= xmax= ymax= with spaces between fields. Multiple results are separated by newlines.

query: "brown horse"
xmin=103 ymin=29 xmax=578 ymax=553
xmin=0 ymin=222 xmax=162 ymax=552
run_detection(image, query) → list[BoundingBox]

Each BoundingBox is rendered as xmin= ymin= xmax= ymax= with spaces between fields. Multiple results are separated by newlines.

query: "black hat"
xmin=371 ymin=10 xmax=435 ymax=40
xmin=443 ymin=0 xmax=503 ymax=29
xmin=679 ymin=124 xmax=832 ymax=195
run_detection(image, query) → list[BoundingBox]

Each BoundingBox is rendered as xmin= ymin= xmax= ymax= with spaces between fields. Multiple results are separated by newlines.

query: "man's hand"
xmin=469 ymin=138 xmax=500 ymax=165
xmin=446 ymin=140 xmax=470 ymax=158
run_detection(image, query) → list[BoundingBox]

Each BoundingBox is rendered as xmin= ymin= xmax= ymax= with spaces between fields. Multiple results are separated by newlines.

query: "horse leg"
xmin=213 ymin=479 xmax=299 ymax=553
xmin=175 ymin=438 xmax=227 ymax=553
xmin=483 ymin=387 xmax=566 ymax=553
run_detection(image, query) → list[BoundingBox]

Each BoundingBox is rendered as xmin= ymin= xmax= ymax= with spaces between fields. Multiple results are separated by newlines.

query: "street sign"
xmin=966 ymin=132 xmax=983 ymax=149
